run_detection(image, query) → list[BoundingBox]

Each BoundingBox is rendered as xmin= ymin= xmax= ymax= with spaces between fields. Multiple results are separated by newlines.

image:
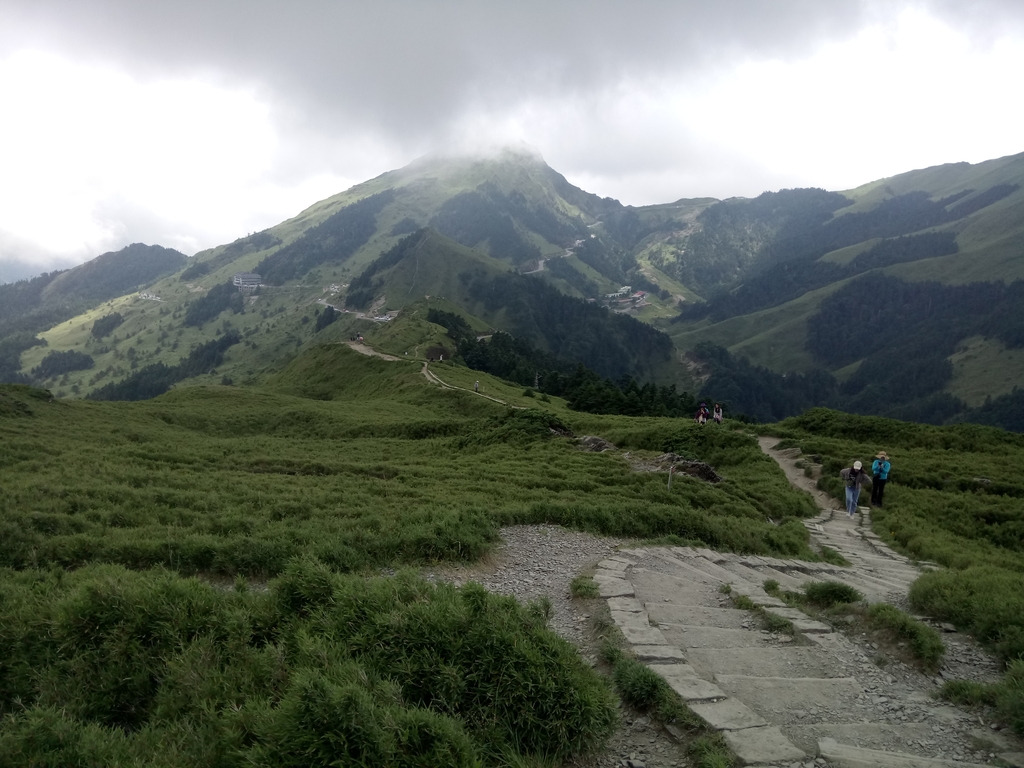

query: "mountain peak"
xmin=417 ymin=141 xmax=547 ymax=167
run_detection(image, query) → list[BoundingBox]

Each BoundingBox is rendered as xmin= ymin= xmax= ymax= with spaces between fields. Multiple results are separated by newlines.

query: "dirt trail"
xmin=342 ymin=340 xmax=401 ymax=361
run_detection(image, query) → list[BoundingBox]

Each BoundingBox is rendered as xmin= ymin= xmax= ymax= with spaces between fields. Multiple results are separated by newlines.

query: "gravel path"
xmin=426 ymin=526 xmax=692 ymax=767
xmin=425 ymin=525 xmax=626 ymax=648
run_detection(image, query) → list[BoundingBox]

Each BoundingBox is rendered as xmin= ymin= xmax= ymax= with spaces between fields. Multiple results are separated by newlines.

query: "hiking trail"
xmin=595 ymin=436 xmax=1024 ymax=767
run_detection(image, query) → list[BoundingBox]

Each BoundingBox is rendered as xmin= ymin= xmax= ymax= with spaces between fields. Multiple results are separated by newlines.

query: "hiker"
xmin=871 ymin=451 xmax=891 ymax=507
xmin=840 ymin=460 xmax=872 ymax=518
xmin=713 ymin=403 xmax=723 ymax=424
xmin=695 ymin=402 xmax=709 ymax=425
xmin=474 ymin=380 xmax=479 ymax=393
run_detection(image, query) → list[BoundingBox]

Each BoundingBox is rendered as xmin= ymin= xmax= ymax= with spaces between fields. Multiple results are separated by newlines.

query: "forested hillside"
xmin=0 ymin=244 xmax=187 ymax=384
xmin=662 ymin=151 xmax=1024 ymax=430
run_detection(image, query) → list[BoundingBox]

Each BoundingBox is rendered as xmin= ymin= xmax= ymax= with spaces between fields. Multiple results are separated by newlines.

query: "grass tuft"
xmin=804 ymin=581 xmax=863 ymax=607
xmin=571 ymin=575 xmax=600 ymax=599
xmin=938 ymin=659 xmax=1024 ymax=735
xmin=866 ymin=603 xmax=945 ymax=670
xmin=818 ymin=545 xmax=851 ymax=566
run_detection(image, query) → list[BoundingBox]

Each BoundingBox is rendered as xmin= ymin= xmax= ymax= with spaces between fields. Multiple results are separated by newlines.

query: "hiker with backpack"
xmin=713 ymin=403 xmax=723 ymax=424
xmin=871 ymin=451 xmax=891 ymax=507
xmin=840 ymin=460 xmax=872 ymax=518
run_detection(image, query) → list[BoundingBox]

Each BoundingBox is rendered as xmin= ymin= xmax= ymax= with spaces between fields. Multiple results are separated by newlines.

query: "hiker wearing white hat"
xmin=871 ymin=451 xmax=891 ymax=508
xmin=840 ymin=460 xmax=872 ymax=518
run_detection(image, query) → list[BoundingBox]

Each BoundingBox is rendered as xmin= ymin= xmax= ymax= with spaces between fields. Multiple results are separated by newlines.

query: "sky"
xmin=1 ymin=1 xmax=1023 ymax=282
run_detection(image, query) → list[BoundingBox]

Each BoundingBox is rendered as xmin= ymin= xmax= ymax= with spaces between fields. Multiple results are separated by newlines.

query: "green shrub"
xmin=612 ymin=657 xmax=665 ymax=711
xmin=762 ymin=613 xmax=795 ymax=635
xmin=763 ymin=579 xmax=780 ymax=594
xmin=0 ymin=707 xmax=130 ymax=768
xmin=818 ymin=546 xmax=850 ymax=566
xmin=732 ymin=594 xmax=755 ymax=610
xmin=571 ymin=575 xmax=600 ymax=599
xmin=939 ymin=679 xmax=996 ymax=707
xmin=910 ymin=567 xmax=1024 ymax=663
xmin=599 ymin=639 xmax=623 ymax=666
xmin=607 ymin=655 xmax=697 ymax=728
xmin=939 ymin=660 xmax=1024 ymax=736
xmin=804 ymin=581 xmax=863 ymax=607
xmin=251 ymin=669 xmax=479 ymax=768
xmin=998 ymin=659 xmax=1024 ymax=735
xmin=687 ymin=734 xmax=734 ymax=768
xmin=866 ymin=603 xmax=945 ymax=670
xmin=0 ymin=565 xmax=617 ymax=765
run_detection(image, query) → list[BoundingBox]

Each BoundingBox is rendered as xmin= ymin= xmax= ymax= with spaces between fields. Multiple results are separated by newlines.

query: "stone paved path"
xmin=600 ymin=437 xmax=1023 ymax=767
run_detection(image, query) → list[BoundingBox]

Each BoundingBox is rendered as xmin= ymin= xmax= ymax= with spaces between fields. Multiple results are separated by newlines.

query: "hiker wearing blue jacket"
xmin=871 ymin=451 xmax=891 ymax=508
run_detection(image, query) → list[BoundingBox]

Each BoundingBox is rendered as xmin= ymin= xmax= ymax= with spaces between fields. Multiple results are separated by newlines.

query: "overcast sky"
xmin=1 ymin=0 xmax=1022 ymax=282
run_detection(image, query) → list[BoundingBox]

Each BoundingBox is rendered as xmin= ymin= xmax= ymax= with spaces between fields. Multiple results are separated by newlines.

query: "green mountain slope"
xmin=0 ymin=244 xmax=187 ymax=383
xmin=3 ymin=148 xmax=1024 ymax=430
xmin=661 ymin=151 xmax=1024 ymax=427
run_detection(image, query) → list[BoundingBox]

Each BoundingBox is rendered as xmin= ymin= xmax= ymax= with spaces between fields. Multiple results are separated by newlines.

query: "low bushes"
xmin=909 ymin=567 xmax=1024 ymax=663
xmin=0 ymin=562 xmax=617 ymax=765
xmin=0 ymin=386 xmax=827 ymax=579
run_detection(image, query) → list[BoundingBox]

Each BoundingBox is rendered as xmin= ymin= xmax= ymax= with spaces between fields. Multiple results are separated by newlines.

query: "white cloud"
xmin=0 ymin=50 xmax=337 ymax=263
xmin=0 ymin=2 xmax=1022 ymax=275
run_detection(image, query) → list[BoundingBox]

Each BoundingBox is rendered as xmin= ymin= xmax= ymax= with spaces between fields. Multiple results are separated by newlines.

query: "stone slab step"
xmin=654 ymin=552 xmax=762 ymax=589
xmin=821 ymin=573 xmax=907 ymax=600
xmin=784 ymin=723 xmax=943 ymax=757
xmin=724 ymin=725 xmax=805 ymax=765
xmin=688 ymin=646 xmax=851 ymax=679
xmin=646 ymin=603 xmax=749 ymax=629
xmin=688 ymin=697 xmax=768 ymax=730
xmin=596 ymin=578 xmax=634 ymax=598
xmin=661 ymin=626 xmax=772 ymax=649
xmin=629 ymin=568 xmax=719 ymax=606
xmin=654 ymin=665 xmax=727 ymax=702
xmin=610 ymin=609 xmax=653 ymax=631
xmin=818 ymin=737 xmax=990 ymax=768
xmin=713 ymin=675 xmax=863 ymax=721
xmin=633 ymin=644 xmax=687 ymax=663
xmin=755 ymin=565 xmax=814 ymax=591
xmin=728 ymin=583 xmax=788 ymax=607
xmin=762 ymin=606 xmax=814 ymax=621
xmin=620 ymin=625 xmax=668 ymax=645
xmin=607 ymin=596 xmax=645 ymax=612
xmin=716 ymin=559 xmax=778 ymax=586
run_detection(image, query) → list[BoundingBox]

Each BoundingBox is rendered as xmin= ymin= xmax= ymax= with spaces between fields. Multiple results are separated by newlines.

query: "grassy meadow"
xmin=1 ymin=345 xmax=822 ymax=579
xmin=1 ymin=343 xmax=823 ymax=765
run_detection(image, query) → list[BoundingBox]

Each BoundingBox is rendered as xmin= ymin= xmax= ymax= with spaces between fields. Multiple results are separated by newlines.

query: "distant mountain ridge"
xmin=0 ymin=243 xmax=186 ymax=383
xmin=2 ymin=148 xmax=1024 ymax=431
